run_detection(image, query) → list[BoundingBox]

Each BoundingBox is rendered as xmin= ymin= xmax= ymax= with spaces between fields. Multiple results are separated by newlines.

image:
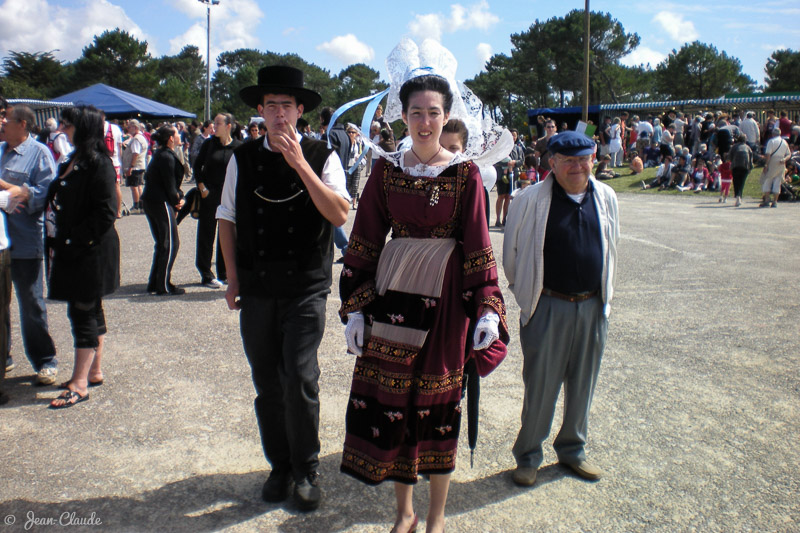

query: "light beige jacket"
xmin=502 ymin=176 xmax=619 ymax=326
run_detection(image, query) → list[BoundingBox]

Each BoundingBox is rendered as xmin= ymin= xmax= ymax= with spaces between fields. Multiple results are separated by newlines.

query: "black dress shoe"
xmin=156 ymin=287 xmax=185 ymax=296
xmin=293 ymin=472 xmax=321 ymax=511
xmin=261 ymin=470 xmax=293 ymax=503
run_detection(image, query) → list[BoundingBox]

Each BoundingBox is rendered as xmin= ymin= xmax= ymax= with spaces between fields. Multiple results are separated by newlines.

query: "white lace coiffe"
xmin=327 ymin=38 xmax=513 ymax=173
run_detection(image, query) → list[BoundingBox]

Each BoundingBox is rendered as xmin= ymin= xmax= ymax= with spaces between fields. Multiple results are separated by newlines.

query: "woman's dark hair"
xmin=61 ymin=105 xmax=109 ymax=163
xmin=380 ymin=128 xmax=392 ymax=141
xmin=441 ymin=118 xmax=468 ymax=149
xmin=524 ymin=154 xmax=538 ymax=168
xmin=232 ymin=121 xmax=243 ymax=141
xmin=216 ymin=113 xmax=235 ymax=127
xmin=152 ymin=124 xmax=176 ymax=147
xmin=399 ymin=75 xmax=453 ymax=114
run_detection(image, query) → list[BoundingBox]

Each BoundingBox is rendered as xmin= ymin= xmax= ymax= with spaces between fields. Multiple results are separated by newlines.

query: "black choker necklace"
xmin=410 ymin=145 xmax=442 ymax=166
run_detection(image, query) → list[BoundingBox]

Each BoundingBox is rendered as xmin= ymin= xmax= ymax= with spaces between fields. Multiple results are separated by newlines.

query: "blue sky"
xmin=1 ymin=0 xmax=797 ymax=94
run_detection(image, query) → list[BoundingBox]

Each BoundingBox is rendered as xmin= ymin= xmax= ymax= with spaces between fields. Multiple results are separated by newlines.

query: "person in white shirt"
xmin=760 ymin=126 xmax=791 ymax=208
xmin=44 ymin=117 xmax=72 ymax=165
xmin=217 ymin=65 xmax=349 ymax=512
xmin=102 ymin=116 xmax=124 ymax=217
xmin=122 ymin=119 xmax=148 ymax=212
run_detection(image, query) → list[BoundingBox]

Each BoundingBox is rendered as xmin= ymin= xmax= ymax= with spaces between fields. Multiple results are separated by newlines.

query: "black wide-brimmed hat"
xmin=239 ymin=65 xmax=322 ymax=112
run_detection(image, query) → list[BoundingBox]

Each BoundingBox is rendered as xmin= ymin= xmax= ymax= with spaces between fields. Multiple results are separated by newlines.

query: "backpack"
xmin=104 ymin=124 xmax=115 ymax=155
xmin=47 ymin=132 xmax=65 ymax=162
xmin=730 ymin=144 xmax=752 ymax=170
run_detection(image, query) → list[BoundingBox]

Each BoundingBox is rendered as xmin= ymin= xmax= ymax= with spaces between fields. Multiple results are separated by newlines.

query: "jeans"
xmin=0 ymin=249 xmax=11 ymax=384
xmin=334 ymin=226 xmax=348 ymax=252
xmin=9 ymin=258 xmax=57 ymax=371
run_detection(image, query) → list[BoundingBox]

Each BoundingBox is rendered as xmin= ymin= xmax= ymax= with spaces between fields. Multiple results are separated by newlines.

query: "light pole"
xmin=198 ymin=0 xmax=219 ymax=121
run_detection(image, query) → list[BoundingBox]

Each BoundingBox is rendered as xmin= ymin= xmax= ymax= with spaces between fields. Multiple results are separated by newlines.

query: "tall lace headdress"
xmin=328 ymin=38 xmax=513 ymax=171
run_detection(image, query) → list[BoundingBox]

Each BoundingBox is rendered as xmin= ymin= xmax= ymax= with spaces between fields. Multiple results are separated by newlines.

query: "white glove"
xmin=345 ymin=312 xmax=365 ymax=356
xmin=473 ymin=312 xmax=500 ymax=350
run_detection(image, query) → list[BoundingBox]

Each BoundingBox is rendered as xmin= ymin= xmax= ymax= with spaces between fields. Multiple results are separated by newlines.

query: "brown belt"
xmin=541 ymin=288 xmax=598 ymax=302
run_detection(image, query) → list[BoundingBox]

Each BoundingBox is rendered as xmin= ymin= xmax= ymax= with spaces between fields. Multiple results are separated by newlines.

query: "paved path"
xmin=1 ymin=191 xmax=797 ymax=532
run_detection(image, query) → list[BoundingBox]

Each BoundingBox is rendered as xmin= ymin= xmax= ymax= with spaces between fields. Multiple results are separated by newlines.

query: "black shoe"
xmin=156 ymin=287 xmax=185 ymax=296
xmin=293 ymin=472 xmax=321 ymax=511
xmin=261 ymin=469 xmax=293 ymax=503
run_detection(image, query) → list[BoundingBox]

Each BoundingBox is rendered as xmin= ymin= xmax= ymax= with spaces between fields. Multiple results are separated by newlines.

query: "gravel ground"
xmin=0 ymin=189 xmax=797 ymax=533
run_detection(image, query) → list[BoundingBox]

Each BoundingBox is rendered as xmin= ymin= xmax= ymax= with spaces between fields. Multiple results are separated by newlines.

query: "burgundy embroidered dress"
xmin=339 ymin=157 xmax=508 ymax=485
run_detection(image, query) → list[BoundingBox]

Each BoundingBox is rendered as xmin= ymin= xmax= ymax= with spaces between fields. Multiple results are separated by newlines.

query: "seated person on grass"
xmin=641 ymin=155 xmax=674 ymax=189
xmin=629 ymin=150 xmax=643 ymax=174
xmin=643 ymin=144 xmax=660 ymax=168
xmin=595 ymin=155 xmax=620 ymax=180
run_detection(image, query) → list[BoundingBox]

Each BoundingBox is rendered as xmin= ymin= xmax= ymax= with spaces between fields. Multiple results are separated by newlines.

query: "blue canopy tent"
xmin=52 ymin=83 xmax=195 ymax=119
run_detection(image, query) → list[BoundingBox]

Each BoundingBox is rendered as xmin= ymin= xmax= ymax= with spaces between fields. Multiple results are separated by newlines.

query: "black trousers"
xmin=0 ymin=249 xmax=11 ymax=385
xmin=67 ymin=299 xmax=106 ymax=349
xmin=239 ymin=290 xmax=327 ymax=480
xmin=195 ymin=190 xmax=225 ymax=282
xmin=143 ymin=199 xmax=180 ymax=293
xmin=732 ymin=167 xmax=749 ymax=198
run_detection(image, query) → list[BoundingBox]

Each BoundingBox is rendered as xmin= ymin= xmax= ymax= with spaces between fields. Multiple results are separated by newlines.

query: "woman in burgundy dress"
xmin=339 ymin=73 xmax=508 ymax=533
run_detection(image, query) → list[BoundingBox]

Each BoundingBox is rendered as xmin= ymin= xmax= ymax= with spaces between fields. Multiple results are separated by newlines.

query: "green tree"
xmin=654 ymin=41 xmax=755 ymax=99
xmin=152 ymin=45 xmax=205 ymax=118
xmin=333 ymin=64 xmax=388 ymax=127
xmin=211 ymin=49 xmax=337 ymax=125
xmin=71 ymin=29 xmax=156 ymax=97
xmin=1 ymin=51 xmax=64 ymax=97
xmin=764 ymin=49 xmax=800 ymax=92
xmin=465 ymin=10 xmax=641 ymax=131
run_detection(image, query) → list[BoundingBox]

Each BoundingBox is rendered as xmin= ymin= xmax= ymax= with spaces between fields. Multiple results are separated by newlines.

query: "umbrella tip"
xmin=470 ymin=451 xmax=474 ymax=468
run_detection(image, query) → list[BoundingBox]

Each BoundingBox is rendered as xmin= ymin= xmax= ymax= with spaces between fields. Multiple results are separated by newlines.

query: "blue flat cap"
xmin=547 ymin=131 xmax=596 ymax=156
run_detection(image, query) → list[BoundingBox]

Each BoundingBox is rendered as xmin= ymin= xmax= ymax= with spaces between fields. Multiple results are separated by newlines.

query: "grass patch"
xmin=597 ymin=163 xmax=765 ymax=198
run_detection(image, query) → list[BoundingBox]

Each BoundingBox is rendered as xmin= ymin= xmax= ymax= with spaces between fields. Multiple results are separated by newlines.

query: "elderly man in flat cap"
xmin=503 ymin=131 xmax=619 ymax=486
xmin=217 ymin=65 xmax=350 ymax=511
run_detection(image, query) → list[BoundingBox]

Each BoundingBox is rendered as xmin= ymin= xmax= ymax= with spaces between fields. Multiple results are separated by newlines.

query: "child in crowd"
xmin=717 ymin=155 xmax=732 ymax=202
xmin=679 ymin=156 xmax=709 ymax=192
xmin=629 ymin=150 xmax=643 ymax=174
xmin=524 ymin=154 xmax=540 ymax=183
xmin=594 ymin=154 xmax=620 ymax=180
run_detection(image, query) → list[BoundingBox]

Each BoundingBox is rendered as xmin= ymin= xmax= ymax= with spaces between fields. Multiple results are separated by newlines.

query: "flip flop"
xmin=58 ymin=379 xmax=103 ymax=389
xmin=49 ymin=390 xmax=89 ymax=409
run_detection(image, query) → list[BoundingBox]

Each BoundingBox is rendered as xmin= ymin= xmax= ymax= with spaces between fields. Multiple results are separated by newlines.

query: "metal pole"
xmin=582 ymin=0 xmax=590 ymax=123
xmin=206 ymin=4 xmax=211 ymax=122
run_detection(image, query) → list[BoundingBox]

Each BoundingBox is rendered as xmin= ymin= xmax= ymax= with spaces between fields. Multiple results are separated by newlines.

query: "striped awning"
xmin=8 ymin=99 xmax=74 ymax=128
xmin=600 ymin=94 xmax=800 ymax=112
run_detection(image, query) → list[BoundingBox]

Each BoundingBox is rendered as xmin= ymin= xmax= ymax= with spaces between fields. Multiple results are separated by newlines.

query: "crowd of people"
xmin=2 ymin=36 xmax=798 ymax=531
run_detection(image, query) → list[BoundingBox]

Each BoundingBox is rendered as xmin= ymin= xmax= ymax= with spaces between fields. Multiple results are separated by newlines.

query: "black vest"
xmin=234 ymin=138 xmax=335 ymax=298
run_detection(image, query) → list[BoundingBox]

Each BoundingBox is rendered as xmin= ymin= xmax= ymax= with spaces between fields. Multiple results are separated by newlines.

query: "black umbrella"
xmin=462 ymin=357 xmax=480 ymax=468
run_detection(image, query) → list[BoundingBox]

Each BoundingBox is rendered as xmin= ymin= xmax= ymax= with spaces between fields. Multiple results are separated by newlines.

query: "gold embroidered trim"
xmin=347 ymin=233 xmax=383 ymax=263
xmin=463 ymin=246 xmax=496 ymax=276
xmin=342 ymin=445 xmax=457 ymax=482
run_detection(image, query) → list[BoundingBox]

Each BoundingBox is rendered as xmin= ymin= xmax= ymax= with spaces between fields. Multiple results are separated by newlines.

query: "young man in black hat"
xmin=217 ymin=65 xmax=350 ymax=511
xmin=503 ymin=131 xmax=619 ymax=487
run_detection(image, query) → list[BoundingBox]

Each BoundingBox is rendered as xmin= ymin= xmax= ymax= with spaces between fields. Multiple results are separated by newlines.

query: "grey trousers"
xmin=513 ymin=294 xmax=608 ymax=468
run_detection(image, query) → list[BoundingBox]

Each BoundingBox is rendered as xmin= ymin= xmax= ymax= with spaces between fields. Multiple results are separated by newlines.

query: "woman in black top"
xmin=46 ymin=105 xmax=120 ymax=408
xmin=142 ymin=125 xmax=185 ymax=295
xmin=192 ymin=113 xmax=241 ymax=287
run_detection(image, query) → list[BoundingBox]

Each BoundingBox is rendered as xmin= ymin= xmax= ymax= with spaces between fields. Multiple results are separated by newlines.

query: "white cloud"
xmin=168 ymin=0 xmax=263 ymax=66
xmin=409 ymin=1 xmax=500 ymax=41
xmin=761 ymin=43 xmax=787 ymax=52
xmin=475 ymin=43 xmax=492 ymax=68
xmin=620 ymin=46 xmax=667 ymax=69
xmin=409 ymin=13 xmax=444 ymax=42
xmin=0 ymin=0 xmax=153 ymax=62
xmin=652 ymin=11 xmax=699 ymax=43
xmin=316 ymin=34 xmax=375 ymax=65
